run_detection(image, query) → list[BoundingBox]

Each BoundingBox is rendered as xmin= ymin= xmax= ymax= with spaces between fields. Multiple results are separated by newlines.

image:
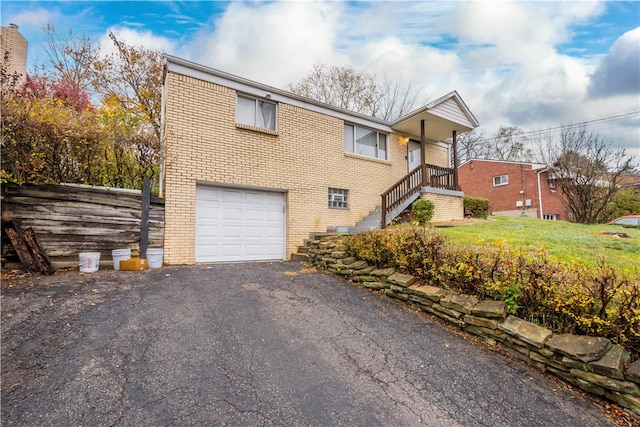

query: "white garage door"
xmin=195 ymin=186 xmax=285 ymax=262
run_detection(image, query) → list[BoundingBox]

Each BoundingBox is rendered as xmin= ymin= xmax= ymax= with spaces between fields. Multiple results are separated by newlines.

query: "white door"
xmin=408 ymin=140 xmax=421 ymax=172
xmin=195 ymin=186 xmax=285 ymax=262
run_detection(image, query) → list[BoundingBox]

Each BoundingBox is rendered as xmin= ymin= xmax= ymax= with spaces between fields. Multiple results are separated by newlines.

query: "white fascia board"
xmin=164 ymin=55 xmax=393 ymax=133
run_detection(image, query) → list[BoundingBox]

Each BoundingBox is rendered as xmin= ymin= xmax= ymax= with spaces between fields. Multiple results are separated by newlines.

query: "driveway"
xmin=1 ymin=262 xmax=617 ymax=426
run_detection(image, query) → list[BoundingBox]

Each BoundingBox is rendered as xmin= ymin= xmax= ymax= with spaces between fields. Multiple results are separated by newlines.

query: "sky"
xmin=2 ymin=0 xmax=639 ymax=161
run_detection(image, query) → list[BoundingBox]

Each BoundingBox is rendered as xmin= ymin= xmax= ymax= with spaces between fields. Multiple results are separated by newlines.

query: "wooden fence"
xmin=1 ymin=183 xmax=164 ymax=269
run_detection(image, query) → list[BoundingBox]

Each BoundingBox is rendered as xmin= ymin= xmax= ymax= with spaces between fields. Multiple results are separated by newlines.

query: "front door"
xmin=408 ymin=140 xmax=421 ymax=172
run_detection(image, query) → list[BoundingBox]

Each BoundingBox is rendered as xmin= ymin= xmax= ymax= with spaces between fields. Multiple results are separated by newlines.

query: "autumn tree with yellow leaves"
xmin=1 ymin=26 xmax=163 ymax=190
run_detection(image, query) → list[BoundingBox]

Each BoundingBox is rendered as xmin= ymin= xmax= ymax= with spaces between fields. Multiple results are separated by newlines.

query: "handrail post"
xmin=420 ymin=120 xmax=427 ymax=188
xmin=381 ymin=194 xmax=387 ymax=229
xmin=452 ymin=130 xmax=459 ymax=190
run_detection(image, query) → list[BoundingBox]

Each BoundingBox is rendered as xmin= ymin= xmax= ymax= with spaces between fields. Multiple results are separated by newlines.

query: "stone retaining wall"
xmin=306 ymin=235 xmax=640 ymax=417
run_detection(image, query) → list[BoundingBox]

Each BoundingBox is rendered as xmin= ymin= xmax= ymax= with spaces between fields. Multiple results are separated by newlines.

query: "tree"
xmin=287 ymin=63 xmax=423 ymax=121
xmin=455 ymin=128 xmax=486 ymax=162
xmin=288 ymin=63 xmax=378 ymax=115
xmin=90 ymin=32 xmax=164 ymax=178
xmin=1 ymin=26 xmax=164 ymax=189
xmin=485 ymin=126 xmax=532 ymax=162
xmin=1 ymin=73 xmax=107 ymax=184
xmin=537 ymin=127 xmax=634 ymax=224
xmin=370 ymin=74 xmax=421 ymax=121
xmin=42 ymin=24 xmax=100 ymax=96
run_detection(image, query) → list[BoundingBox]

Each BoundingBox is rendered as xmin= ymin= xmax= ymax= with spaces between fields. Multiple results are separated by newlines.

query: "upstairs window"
xmin=344 ymin=124 xmax=388 ymax=160
xmin=493 ymin=174 xmax=509 ymax=186
xmin=237 ymin=95 xmax=277 ymax=131
xmin=328 ymin=188 xmax=348 ymax=209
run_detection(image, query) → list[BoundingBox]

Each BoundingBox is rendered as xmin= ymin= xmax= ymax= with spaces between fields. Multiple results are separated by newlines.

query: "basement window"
xmin=328 ymin=188 xmax=348 ymax=209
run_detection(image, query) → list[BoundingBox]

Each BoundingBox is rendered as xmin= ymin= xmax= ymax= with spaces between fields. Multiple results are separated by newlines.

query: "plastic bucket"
xmin=79 ymin=252 xmax=101 ymax=273
xmin=112 ymin=249 xmax=132 ymax=271
xmin=147 ymin=248 xmax=163 ymax=269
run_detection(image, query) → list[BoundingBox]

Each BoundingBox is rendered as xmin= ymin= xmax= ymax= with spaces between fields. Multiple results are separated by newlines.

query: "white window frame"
xmin=344 ymin=123 xmax=388 ymax=161
xmin=328 ymin=188 xmax=349 ymax=210
xmin=493 ymin=174 xmax=509 ymax=186
xmin=236 ymin=94 xmax=277 ymax=131
xmin=543 ymin=214 xmax=558 ymax=220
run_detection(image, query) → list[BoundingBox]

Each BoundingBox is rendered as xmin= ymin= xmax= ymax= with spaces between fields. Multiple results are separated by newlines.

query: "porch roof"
xmin=391 ymin=91 xmax=479 ymax=142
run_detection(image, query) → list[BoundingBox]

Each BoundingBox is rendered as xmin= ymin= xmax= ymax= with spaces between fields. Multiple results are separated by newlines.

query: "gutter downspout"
xmin=537 ymin=168 xmax=549 ymax=219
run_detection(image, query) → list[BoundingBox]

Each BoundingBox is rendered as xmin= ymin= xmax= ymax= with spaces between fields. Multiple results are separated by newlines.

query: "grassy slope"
xmin=436 ymin=216 xmax=640 ymax=277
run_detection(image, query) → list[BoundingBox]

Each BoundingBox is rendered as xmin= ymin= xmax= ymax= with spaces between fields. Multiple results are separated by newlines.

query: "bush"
xmin=605 ymin=187 xmax=640 ymax=221
xmin=464 ymin=197 xmax=489 ymax=218
xmin=344 ymin=225 xmax=640 ymax=358
xmin=411 ymin=199 xmax=434 ymax=225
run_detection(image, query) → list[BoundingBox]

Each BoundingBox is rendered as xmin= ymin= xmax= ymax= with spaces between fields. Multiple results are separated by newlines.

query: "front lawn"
xmin=436 ymin=216 xmax=639 ymax=277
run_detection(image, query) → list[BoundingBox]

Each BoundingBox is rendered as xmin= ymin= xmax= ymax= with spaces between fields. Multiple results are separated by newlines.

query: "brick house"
xmin=160 ymin=56 xmax=479 ymax=264
xmin=457 ymin=159 xmax=567 ymax=220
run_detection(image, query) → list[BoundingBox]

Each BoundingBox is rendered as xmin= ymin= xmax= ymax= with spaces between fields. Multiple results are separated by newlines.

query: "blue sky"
xmin=2 ymin=1 xmax=639 ymax=159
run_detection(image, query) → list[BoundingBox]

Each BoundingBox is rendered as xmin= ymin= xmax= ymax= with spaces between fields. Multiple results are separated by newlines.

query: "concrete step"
xmin=309 ymin=232 xmax=340 ymax=240
xmin=353 ymin=206 xmax=382 ymax=231
xmin=291 ymin=253 xmax=308 ymax=262
xmin=297 ymin=246 xmax=310 ymax=254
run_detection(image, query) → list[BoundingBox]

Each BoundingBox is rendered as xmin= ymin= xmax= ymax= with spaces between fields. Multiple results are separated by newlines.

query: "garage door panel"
xmin=245 ymin=208 xmax=267 ymax=220
xmin=222 ymin=189 xmax=243 ymax=200
xmin=196 ymin=186 xmax=285 ymax=262
xmin=198 ymin=245 xmax=220 ymax=257
xmin=245 ymin=192 xmax=266 ymax=203
xmin=264 ymin=226 xmax=283 ymax=237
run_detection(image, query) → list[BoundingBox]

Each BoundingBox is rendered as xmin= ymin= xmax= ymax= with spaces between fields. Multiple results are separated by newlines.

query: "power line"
xmin=471 ymin=110 xmax=640 ymax=142
xmin=525 ymin=111 xmax=639 ymax=137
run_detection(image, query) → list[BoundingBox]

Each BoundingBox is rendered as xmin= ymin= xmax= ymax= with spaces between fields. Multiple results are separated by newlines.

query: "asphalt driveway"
xmin=1 ymin=261 xmax=617 ymax=426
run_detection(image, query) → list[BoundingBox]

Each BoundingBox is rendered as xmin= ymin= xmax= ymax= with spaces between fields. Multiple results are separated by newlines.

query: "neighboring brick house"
xmin=620 ymin=172 xmax=640 ymax=190
xmin=458 ymin=159 xmax=567 ymax=220
xmin=160 ymin=55 xmax=479 ymax=264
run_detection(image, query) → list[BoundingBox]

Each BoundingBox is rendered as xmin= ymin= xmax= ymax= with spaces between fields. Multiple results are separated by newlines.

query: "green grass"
xmin=436 ymin=216 xmax=640 ymax=277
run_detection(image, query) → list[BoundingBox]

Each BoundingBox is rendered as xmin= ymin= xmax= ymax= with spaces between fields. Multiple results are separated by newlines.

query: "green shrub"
xmin=411 ymin=199 xmax=435 ymax=225
xmin=343 ymin=226 xmax=640 ymax=358
xmin=605 ymin=187 xmax=640 ymax=221
xmin=464 ymin=196 xmax=489 ymax=218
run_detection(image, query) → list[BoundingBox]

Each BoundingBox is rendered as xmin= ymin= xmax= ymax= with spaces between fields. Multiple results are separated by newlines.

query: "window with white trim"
xmin=344 ymin=124 xmax=388 ymax=160
xmin=236 ymin=95 xmax=277 ymax=130
xmin=328 ymin=188 xmax=348 ymax=209
xmin=493 ymin=174 xmax=509 ymax=186
xmin=543 ymin=214 xmax=558 ymax=220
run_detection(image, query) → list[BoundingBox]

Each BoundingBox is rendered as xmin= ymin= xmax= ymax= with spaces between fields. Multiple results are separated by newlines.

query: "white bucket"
xmin=79 ymin=252 xmax=101 ymax=273
xmin=112 ymin=249 xmax=132 ymax=271
xmin=147 ymin=248 xmax=163 ymax=269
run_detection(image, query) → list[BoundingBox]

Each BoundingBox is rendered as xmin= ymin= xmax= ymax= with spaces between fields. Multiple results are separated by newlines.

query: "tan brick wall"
xmin=419 ymin=192 xmax=464 ymax=222
xmin=163 ymin=71 xmax=453 ymax=264
xmin=425 ymin=143 xmax=449 ymax=166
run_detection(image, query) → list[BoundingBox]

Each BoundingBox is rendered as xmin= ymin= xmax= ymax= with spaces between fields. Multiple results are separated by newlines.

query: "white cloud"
xmin=100 ymin=26 xmax=177 ymax=55
xmin=182 ymin=1 xmax=347 ymax=87
xmin=4 ymin=8 xmax=53 ymax=29
xmin=589 ymin=27 xmax=640 ymax=97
